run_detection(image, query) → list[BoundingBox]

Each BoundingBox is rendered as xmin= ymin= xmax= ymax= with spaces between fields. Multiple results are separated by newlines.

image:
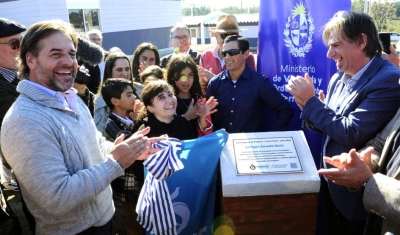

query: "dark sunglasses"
xmin=220 ymin=33 xmax=238 ymax=40
xmin=0 ymin=38 xmax=21 ymax=50
xmin=221 ymin=49 xmax=242 ymax=58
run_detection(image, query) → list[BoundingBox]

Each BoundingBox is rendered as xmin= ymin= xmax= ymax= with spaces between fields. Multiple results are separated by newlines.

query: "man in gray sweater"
xmin=0 ymin=20 xmax=161 ymax=235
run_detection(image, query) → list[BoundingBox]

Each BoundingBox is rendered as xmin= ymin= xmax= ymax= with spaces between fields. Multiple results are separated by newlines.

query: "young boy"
xmin=101 ymin=78 xmax=146 ymax=235
xmin=102 ymin=78 xmax=137 ymax=141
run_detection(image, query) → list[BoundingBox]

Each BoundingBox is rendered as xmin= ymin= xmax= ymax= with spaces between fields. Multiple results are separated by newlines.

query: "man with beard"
xmin=0 ymin=20 xmax=162 ymax=235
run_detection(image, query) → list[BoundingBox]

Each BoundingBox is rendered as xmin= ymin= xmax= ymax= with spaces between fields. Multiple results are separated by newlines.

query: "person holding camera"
xmin=75 ymin=36 xmax=105 ymax=116
xmin=74 ymin=66 xmax=95 ymax=116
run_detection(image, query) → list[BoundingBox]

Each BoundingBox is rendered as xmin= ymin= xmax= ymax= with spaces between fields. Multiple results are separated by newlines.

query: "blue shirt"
xmin=206 ymin=66 xmax=294 ymax=133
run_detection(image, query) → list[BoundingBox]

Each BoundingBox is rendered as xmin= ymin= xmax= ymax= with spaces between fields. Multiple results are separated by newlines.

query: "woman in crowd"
xmin=131 ymin=42 xmax=160 ymax=82
xmin=166 ymin=54 xmax=217 ymax=134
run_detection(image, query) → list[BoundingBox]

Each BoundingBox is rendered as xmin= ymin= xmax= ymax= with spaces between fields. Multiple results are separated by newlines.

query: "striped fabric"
xmin=136 ymin=137 xmax=183 ymax=235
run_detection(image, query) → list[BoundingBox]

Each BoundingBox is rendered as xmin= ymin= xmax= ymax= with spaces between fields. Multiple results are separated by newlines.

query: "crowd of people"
xmin=0 ymin=9 xmax=400 ymax=235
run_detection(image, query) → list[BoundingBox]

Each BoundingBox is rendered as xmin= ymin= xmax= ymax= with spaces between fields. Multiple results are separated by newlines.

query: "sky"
xmin=181 ymin=0 xmax=260 ymax=10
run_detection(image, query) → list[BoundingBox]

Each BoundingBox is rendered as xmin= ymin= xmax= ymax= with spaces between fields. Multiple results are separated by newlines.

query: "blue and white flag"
xmin=136 ymin=137 xmax=183 ymax=235
xmin=138 ymin=130 xmax=229 ymax=235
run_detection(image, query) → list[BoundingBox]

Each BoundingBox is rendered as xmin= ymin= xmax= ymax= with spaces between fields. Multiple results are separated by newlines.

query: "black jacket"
xmin=0 ymin=74 xmax=19 ymax=129
xmin=160 ymin=49 xmax=201 ymax=68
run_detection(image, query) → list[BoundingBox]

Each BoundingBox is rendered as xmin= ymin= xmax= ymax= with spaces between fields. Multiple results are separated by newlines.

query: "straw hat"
xmin=209 ymin=14 xmax=246 ymax=33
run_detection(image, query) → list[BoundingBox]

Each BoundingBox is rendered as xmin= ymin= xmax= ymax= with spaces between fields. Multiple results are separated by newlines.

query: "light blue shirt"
xmin=341 ymin=55 xmax=376 ymax=91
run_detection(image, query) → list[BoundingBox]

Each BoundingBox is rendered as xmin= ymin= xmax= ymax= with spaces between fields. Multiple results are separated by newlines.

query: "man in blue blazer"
xmin=287 ymin=11 xmax=400 ymax=235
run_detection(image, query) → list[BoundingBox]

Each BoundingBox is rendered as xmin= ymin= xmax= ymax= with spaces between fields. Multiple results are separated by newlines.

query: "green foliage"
xmin=182 ymin=5 xmax=259 ymax=16
xmin=352 ymin=0 xmax=364 ymax=13
xmin=395 ymin=2 xmax=400 ymax=18
xmin=220 ymin=6 xmax=259 ymax=14
xmin=386 ymin=19 xmax=400 ymax=33
xmin=370 ymin=2 xmax=396 ymax=31
xmin=182 ymin=5 xmax=211 ymax=16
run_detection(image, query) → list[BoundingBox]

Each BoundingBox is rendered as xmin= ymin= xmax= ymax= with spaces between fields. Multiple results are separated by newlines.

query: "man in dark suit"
xmin=286 ymin=11 xmax=400 ymax=234
xmin=160 ymin=23 xmax=201 ymax=68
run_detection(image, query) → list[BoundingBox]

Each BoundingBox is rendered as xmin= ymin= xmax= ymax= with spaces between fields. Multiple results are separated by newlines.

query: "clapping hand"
xmin=128 ymin=100 xmax=143 ymax=121
xmin=183 ymin=99 xmax=198 ymax=120
xmin=317 ymin=147 xmax=374 ymax=189
xmin=110 ymin=127 xmax=166 ymax=169
xmin=138 ymin=61 xmax=150 ymax=75
xmin=198 ymin=66 xmax=214 ymax=87
xmin=197 ymin=96 xmax=218 ymax=118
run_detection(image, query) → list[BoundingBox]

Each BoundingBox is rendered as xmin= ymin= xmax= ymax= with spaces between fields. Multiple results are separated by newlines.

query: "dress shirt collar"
xmin=0 ymin=66 xmax=17 ymax=83
xmin=111 ymin=112 xmax=134 ymax=124
xmin=221 ymin=65 xmax=252 ymax=81
xmin=341 ymin=55 xmax=376 ymax=90
xmin=174 ymin=48 xmax=191 ymax=55
xmin=212 ymin=45 xmax=225 ymax=67
xmin=25 ymin=79 xmax=78 ymax=112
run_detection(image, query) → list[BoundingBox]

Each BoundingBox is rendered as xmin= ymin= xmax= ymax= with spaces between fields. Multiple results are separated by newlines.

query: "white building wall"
xmin=66 ymin=0 xmax=99 ymax=9
xmin=0 ymin=0 xmax=69 ymax=28
xmin=99 ymin=0 xmax=182 ymax=33
xmin=236 ymin=25 xmax=258 ymax=39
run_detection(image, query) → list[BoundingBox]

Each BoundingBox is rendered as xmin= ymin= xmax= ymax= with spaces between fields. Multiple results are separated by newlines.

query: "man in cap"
xmin=160 ymin=22 xmax=201 ymax=68
xmin=199 ymin=14 xmax=256 ymax=90
xmin=0 ymin=17 xmax=26 ymax=235
xmin=0 ymin=18 xmax=25 ymax=192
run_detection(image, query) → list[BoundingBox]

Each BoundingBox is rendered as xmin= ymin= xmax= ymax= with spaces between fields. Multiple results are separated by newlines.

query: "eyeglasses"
xmin=172 ymin=35 xmax=189 ymax=41
xmin=220 ymin=33 xmax=238 ymax=40
xmin=221 ymin=49 xmax=242 ymax=58
xmin=0 ymin=38 xmax=21 ymax=50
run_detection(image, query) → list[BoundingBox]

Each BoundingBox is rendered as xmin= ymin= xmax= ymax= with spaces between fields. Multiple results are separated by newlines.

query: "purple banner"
xmin=258 ymin=0 xmax=351 ymax=165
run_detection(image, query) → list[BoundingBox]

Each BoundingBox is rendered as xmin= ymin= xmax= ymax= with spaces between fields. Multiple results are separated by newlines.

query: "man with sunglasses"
xmin=0 ymin=17 xmax=26 ymax=234
xmin=0 ymin=18 xmax=25 ymax=191
xmin=160 ymin=23 xmax=201 ymax=68
xmin=206 ymin=35 xmax=294 ymax=133
xmin=199 ymin=15 xmax=256 ymax=92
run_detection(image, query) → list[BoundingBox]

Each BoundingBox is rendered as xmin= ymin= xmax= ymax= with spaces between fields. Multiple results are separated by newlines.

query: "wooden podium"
xmin=217 ymin=131 xmax=320 ymax=235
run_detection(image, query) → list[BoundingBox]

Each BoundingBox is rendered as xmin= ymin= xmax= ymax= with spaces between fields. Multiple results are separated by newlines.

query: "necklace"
xmin=178 ymin=97 xmax=190 ymax=109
